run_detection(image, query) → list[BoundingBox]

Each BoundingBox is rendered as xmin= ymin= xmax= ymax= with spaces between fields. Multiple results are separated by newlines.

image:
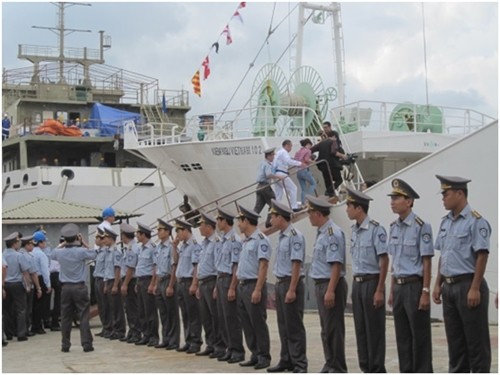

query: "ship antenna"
xmin=421 ymin=2 xmax=430 ymax=108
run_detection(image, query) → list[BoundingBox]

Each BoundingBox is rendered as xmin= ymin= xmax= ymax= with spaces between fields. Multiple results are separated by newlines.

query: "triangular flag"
xmin=211 ymin=42 xmax=219 ymax=54
xmin=222 ymin=25 xmax=233 ymax=45
xmin=232 ymin=10 xmax=244 ymax=23
xmin=202 ymin=56 xmax=211 ymax=80
xmin=191 ymin=70 xmax=201 ymax=97
xmin=238 ymin=2 xmax=246 ymax=9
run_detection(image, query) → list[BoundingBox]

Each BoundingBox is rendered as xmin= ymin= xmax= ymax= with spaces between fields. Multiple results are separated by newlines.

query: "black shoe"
xmin=5 ymin=335 xmax=13 ymax=341
xmin=27 ymin=331 xmax=35 ymax=337
xmin=2 ymin=341 xmax=8 ymax=347
xmin=34 ymin=328 xmax=46 ymax=334
xmin=135 ymin=338 xmax=150 ymax=346
xmin=209 ymin=351 xmax=225 ymax=359
xmin=255 ymin=361 xmax=271 ymax=370
xmin=196 ymin=348 xmax=214 ymax=356
xmin=240 ymin=359 xmax=258 ymax=367
xmin=119 ymin=336 xmax=130 ymax=342
xmin=186 ymin=346 xmax=201 ymax=354
xmin=109 ymin=334 xmax=124 ymax=341
xmin=61 ymin=347 xmax=70 ymax=353
xmin=43 ymin=320 xmax=51 ymax=328
xmin=267 ymin=363 xmax=294 ymax=372
xmin=127 ymin=337 xmax=141 ymax=344
xmin=51 ymin=326 xmax=61 ymax=332
xmin=102 ymin=331 xmax=112 ymax=339
xmin=166 ymin=344 xmax=179 ymax=350
xmin=155 ymin=342 xmax=168 ymax=349
xmin=83 ymin=346 xmax=94 ymax=353
xmin=293 ymin=368 xmax=307 ymax=373
xmin=228 ymin=355 xmax=245 ymax=364
xmin=218 ymin=352 xmax=232 ymax=362
xmin=17 ymin=336 xmax=28 ymax=342
xmin=147 ymin=340 xmax=159 ymax=347
xmin=176 ymin=343 xmax=190 ymax=352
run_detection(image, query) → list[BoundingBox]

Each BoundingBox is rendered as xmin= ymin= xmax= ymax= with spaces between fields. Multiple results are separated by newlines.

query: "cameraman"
xmin=329 ymin=131 xmax=348 ymax=190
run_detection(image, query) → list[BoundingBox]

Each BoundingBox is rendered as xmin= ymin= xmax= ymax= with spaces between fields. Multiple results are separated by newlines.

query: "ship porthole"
xmin=22 ymin=174 xmax=29 ymax=185
xmin=61 ymin=169 xmax=75 ymax=180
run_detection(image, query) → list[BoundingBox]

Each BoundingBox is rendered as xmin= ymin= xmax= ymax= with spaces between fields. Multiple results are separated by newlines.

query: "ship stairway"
xmin=141 ymin=103 xmax=169 ymax=125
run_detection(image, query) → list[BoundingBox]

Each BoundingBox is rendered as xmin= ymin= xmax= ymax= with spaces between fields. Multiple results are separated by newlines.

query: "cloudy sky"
xmin=2 ymin=2 xmax=498 ymax=119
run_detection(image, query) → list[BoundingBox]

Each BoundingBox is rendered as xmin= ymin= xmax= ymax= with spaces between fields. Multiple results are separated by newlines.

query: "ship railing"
xmin=330 ymin=100 xmax=496 ymax=135
xmin=18 ymin=44 xmax=101 ymax=61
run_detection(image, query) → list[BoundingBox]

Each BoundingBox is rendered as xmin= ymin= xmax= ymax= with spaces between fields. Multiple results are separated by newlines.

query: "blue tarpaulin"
xmin=88 ymin=103 xmax=142 ymax=136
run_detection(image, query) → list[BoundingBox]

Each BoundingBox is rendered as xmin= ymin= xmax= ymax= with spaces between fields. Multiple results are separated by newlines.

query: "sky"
xmin=2 ymin=1 xmax=498 ymax=120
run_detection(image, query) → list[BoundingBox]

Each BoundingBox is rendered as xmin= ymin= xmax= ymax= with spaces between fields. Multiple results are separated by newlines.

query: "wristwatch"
xmin=422 ymin=287 xmax=430 ymax=293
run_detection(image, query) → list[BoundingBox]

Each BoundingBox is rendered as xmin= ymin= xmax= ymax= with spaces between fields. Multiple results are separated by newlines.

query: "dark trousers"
xmin=254 ymin=184 xmax=275 ymax=227
xmin=317 ymin=162 xmax=335 ymax=196
xmin=105 ymin=279 xmax=126 ymax=336
xmin=123 ymin=278 xmax=141 ymax=339
xmin=177 ymin=278 xmax=202 ymax=349
xmin=442 ymin=279 xmax=490 ymax=373
xmin=352 ymin=278 xmax=386 ymax=373
xmin=32 ymin=276 xmax=49 ymax=331
xmin=137 ymin=276 xmax=159 ymax=341
xmin=94 ymin=277 xmax=111 ymax=334
xmin=4 ymin=282 xmax=27 ymax=338
xmin=275 ymin=278 xmax=307 ymax=371
xmin=155 ymin=277 xmax=180 ymax=346
xmin=60 ymin=283 xmax=93 ymax=349
xmin=216 ymin=275 xmax=244 ymax=357
xmin=393 ymin=280 xmax=433 ymax=372
xmin=199 ymin=277 xmax=223 ymax=352
xmin=26 ymin=288 xmax=34 ymax=332
xmin=315 ymin=278 xmax=348 ymax=373
xmin=237 ymin=281 xmax=271 ymax=364
xmin=50 ymin=272 xmax=61 ymax=328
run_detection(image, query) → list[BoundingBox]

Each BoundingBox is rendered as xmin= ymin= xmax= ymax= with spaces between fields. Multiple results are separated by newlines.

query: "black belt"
xmin=94 ymin=276 xmax=103 ymax=281
xmin=138 ymin=275 xmax=152 ymax=280
xmin=179 ymin=277 xmax=193 ymax=283
xmin=276 ymin=169 xmax=289 ymax=174
xmin=239 ymin=279 xmax=257 ymax=286
xmin=443 ymin=273 xmax=474 ymax=285
xmin=257 ymin=181 xmax=268 ymax=185
xmin=198 ymin=276 xmax=216 ymax=284
xmin=218 ymin=273 xmax=232 ymax=278
xmin=353 ymin=274 xmax=380 ymax=283
xmin=276 ymin=276 xmax=291 ymax=283
xmin=61 ymin=282 xmax=85 ymax=286
xmin=159 ymin=275 xmax=171 ymax=282
xmin=394 ymin=275 xmax=422 ymax=285
xmin=313 ymin=278 xmax=330 ymax=285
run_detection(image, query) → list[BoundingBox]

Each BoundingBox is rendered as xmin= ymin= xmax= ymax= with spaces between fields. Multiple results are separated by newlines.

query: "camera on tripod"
xmin=341 ymin=153 xmax=358 ymax=165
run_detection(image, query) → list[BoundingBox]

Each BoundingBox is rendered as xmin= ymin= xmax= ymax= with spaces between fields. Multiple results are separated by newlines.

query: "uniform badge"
xmin=329 ymin=243 xmax=338 ymax=252
xmin=293 ymin=242 xmax=302 ymax=250
xmin=127 ymin=254 xmax=133 ymax=262
xmin=480 ymin=228 xmax=488 ymax=238
xmin=115 ymin=254 xmax=121 ymax=262
xmin=422 ymin=233 xmax=431 ymax=243
xmin=260 ymin=244 xmax=268 ymax=253
xmin=378 ymin=233 xmax=387 ymax=243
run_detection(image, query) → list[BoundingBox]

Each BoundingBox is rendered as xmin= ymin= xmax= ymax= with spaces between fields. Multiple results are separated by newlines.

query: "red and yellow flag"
xmin=191 ymin=70 xmax=201 ymax=97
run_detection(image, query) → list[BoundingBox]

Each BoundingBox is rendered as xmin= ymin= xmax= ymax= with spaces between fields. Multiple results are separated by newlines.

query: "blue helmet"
xmin=33 ymin=231 xmax=46 ymax=243
xmin=102 ymin=207 xmax=116 ymax=218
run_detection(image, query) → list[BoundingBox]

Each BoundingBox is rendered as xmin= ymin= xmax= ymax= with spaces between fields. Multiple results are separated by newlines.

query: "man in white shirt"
xmin=273 ymin=140 xmax=304 ymax=211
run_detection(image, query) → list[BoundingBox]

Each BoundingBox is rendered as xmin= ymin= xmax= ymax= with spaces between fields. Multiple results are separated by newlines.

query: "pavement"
xmin=2 ymin=310 xmax=498 ymax=373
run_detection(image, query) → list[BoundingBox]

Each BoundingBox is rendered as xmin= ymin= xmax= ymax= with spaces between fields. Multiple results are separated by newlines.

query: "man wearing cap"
xmin=119 ymin=223 xmax=142 ymax=343
xmin=387 ymin=178 xmax=433 ymax=372
xmin=267 ymin=200 xmax=308 ymax=373
xmin=153 ymin=219 xmax=180 ymax=350
xmin=215 ymin=206 xmax=245 ymax=364
xmin=345 ymin=188 xmax=388 ymax=373
xmin=273 ymin=139 xmax=304 ymax=212
xmin=93 ymin=228 xmax=111 ymax=338
xmin=236 ymin=205 xmax=272 ymax=370
xmin=31 ymin=231 xmax=52 ymax=334
xmin=254 ymin=147 xmax=281 ymax=228
xmin=306 ymin=194 xmax=348 ymax=373
xmin=3 ymin=232 xmax=31 ymax=341
xmin=134 ymin=222 xmax=160 ymax=347
xmin=193 ymin=212 xmax=225 ymax=358
xmin=19 ymin=235 xmax=42 ymax=336
xmin=432 ymin=175 xmax=491 ymax=372
xmin=174 ymin=218 xmax=203 ymax=354
xmin=102 ymin=227 xmax=126 ymax=340
xmin=99 ymin=207 xmax=116 ymax=232
xmin=50 ymin=224 xmax=96 ymax=353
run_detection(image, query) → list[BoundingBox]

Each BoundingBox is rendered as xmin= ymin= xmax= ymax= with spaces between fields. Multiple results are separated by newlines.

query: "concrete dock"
xmin=2 ymin=311 xmax=498 ymax=373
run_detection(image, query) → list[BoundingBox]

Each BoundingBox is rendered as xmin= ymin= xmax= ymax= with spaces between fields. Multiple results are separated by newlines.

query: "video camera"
xmin=341 ymin=153 xmax=358 ymax=165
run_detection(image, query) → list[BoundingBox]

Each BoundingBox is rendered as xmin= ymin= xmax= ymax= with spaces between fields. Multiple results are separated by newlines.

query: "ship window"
xmin=22 ymin=174 xmax=29 ymax=185
xmin=191 ymin=163 xmax=203 ymax=170
xmin=61 ymin=169 xmax=75 ymax=180
xmin=180 ymin=164 xmax=192 ymax=172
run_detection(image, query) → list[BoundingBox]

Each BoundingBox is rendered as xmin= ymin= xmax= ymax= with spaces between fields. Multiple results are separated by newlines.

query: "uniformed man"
xmin=93 ymin=228 xmax=111 ymax=338
xmin=387 ymin=178 xmax=433 ymax=372
xmin=345 ymin=188 xmax=388 ymax=373
xmin=153 ymin=218 xmax=180 ymax=350
xmin=432 ymin=175 xmax=491 ymax=372
xmin=45 ymin=237 xmax=61 ymax=331
xmin=254 ymin=147 xmax=280 ymax=228
xmin=102 ymin=227 xmax=126 ymax=340
xmin=215 ymin=206 xmax=245 ymax=363
xmin=134 ymin=222 xmax=159 ymax=347
xmin=50 ymin=223 xmax=96 ymax=352
xmin=31 ymin=231 xmax=52 ymax=334
xmin=100 ymin=207 xmax=116 ymax=232
xmin=306 ymin=195 xmax=348 ymax=373
xmin=3 ymin=232 xmax=31 ymax=341
xmin=267 ymin=200 xmax=308 ymax=373
xmin=274 ymin=140 xmax=304 ymax=211
xmin=236 ymin=205 xmax=272 ymax=370
xmin=174 ymin=218 xmax=203 ymax=354
xmin=119 ymin=223 xmax=141 ymax=343
xmin=194 ymin=212 xmax=225 ymax=358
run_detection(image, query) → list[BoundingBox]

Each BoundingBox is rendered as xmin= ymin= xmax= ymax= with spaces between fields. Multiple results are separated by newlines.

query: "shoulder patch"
xmin=415 ymin=216 xmax=424 ymax=226
xmin=258 ymin=233 xmax=265 ymax=239
xmin=370 ymin=219 xmax=379 ymax=226
xmin=290 ymin=228 xmax=297 ymax=236
xmin=472 ymin=210 xmax=482 ymax=219
xmin=215 ymin=237 xmax=220 ymax=242
xmin=390 ymin=221 xmax=396 ymax=226
xmin=328 ymin=227 xmax=334 ymax=236
xmin=192 ymin=239 xmax=197 ymax=244
xmin=231 ymin=235 xmax=235 ymax=242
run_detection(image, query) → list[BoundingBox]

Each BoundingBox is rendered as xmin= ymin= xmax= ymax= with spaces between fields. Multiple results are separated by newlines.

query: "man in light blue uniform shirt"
xmin=51 ymin=223 xmax=96 ymax=353
xmin=174 ymin=218 xmax=203 ymax=354
xmin=31 ymin=231 xmax=51 ymax=334
xmin=236 ymin=205 xmax=272 ymax=370
xmin=387 ymin=178 xmax=433 ymax=372
xmin=268 ymin=199 xmax=308 ymax=373
xmin=346 ymin=188 xmax=388 ymax=373
xmin=432 ymin=175 xmax=491 ymax=373
xmin=215 ymin=206 xmax=245 ymax=364
xmin=254 ymin=147 xmax=279 ymax=228
xmin=93 ymin=228 xmax=110 ymax=338
xmin=306 ymin=194 xmax=348 ymax=373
